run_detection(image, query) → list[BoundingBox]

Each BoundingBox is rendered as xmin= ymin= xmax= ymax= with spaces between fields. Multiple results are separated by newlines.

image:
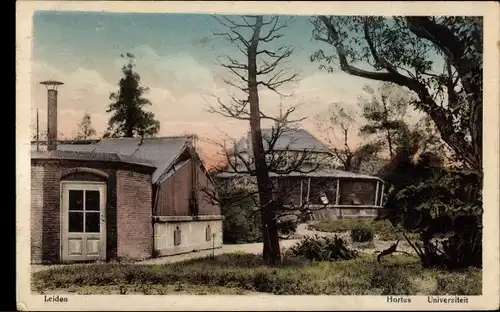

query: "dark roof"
xmin=93 ymin=137 xmax=190 ymax=183
xmin=31 ymin=150 xmax=155 ymax=168
xmin=234 ymin=128 xmax=331 ymax=154
xmin=216 ymin=168 xmax=383 ymax=181
xmin=31 ymin=136 xmax=193 ymax=184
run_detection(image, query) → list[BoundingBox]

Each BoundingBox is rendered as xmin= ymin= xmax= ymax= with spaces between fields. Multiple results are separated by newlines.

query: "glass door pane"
xmin=84 ymin=190 xmax=101 ymax=233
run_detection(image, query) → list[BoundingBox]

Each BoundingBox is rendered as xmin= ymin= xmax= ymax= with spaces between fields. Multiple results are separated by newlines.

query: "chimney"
xmin=40 ymin=80 xmax=64 ymax=151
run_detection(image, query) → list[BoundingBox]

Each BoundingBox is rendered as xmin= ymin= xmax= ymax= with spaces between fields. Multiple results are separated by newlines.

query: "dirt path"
xmin=31 ymin=239 xmax=302 ymax=272
xmin=31 ymin=223 xmax=416 ymax=273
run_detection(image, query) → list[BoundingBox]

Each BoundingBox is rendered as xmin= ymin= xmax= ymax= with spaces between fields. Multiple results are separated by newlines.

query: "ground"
xmin=31 ymin=222 xmax=482 ymax=295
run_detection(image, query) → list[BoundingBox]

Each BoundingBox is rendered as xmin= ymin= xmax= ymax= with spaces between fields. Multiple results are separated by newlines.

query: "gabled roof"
xmin=234 ymin=128 xmax=331 ymax=154
xmin=92 ymin=137 xmax=190 ymax=183
xmin=31 ymin=136 xmax=195 ymax=184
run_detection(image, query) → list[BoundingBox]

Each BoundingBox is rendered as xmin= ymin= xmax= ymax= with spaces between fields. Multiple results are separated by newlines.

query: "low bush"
xmin=287 ymin=235 xmax=358 ymax=261
xmin=277 ymin=219 xmax=298 ymax=236
xmin=350 ymin=224 xmax=374 ymax=242
xmin=309 ymin=219 xmax=420 ymax=241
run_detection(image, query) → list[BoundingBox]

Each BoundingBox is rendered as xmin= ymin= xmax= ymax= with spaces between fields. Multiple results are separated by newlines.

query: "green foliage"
xmin=382 ymin=152 xmax=483 ymax=269
xmin=104 ymin=53 xmax=160 ymax=138
xmin=32 ymin=253 xmax=481 ymax=295
xmin=310 ymin=16 xmax=483 ymax=171
xmin=287 ymin=235 xmax=358 ymax=261
xmin=309 ymin=219 xmax=419 ymax=241
xmin=218 ymin=185 xmax=262 ymax=244
xmin=277 ymin=219 xmax=298 ymax=237
xmin=369 ymin=265 xmax=415 ymax=295
xmin=358 ymin=83 xmax=411 ymax=156
xmin=350 ymin=224 xmax=374 ymax=242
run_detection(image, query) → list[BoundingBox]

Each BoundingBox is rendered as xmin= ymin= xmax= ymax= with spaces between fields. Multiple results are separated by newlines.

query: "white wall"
xmin=153 ymin=219 xmax=223 ymax=256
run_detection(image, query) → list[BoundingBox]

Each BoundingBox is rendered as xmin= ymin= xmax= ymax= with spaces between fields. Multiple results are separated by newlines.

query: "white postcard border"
xmin=16 ymin=1 xmax=500 ymax=311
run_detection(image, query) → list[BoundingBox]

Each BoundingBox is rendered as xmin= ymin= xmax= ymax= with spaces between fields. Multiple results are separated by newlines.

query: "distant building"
xmin=216 ymin=127 xmax=385 ymax=221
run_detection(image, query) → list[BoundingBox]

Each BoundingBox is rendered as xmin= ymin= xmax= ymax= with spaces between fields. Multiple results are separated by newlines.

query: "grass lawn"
xmin=32 ymin=252 xmax=481 ymax=295
xmin=308 ymin=219 xmax=421 ymax=241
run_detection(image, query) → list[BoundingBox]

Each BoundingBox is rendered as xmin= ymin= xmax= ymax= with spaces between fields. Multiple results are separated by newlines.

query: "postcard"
xmin=16 ymin=1 xmax=499 ymax=311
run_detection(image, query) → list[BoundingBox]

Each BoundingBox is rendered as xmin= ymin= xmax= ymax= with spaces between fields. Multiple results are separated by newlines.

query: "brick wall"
xmin=116 ymin=170 xmax=153 ymax=260
xmin=41 ymin=164 xmax=62 ymax=263
xmin=31 ymin=166 xmax=44 ymax=263
xmin=31 ymin=159 xmax=153 ymax=263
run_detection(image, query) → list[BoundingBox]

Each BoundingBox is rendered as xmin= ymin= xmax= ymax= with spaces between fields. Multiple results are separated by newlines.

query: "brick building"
xmin=31 ymin=136 xmax=223 ymax=264
xmin=31 ymin=81 xmax=222 ymax=264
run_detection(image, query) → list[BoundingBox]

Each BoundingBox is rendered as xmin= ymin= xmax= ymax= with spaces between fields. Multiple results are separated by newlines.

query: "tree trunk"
xmin=381 ymin=96 xmax=394 ymax=158
xmin=247 ymin=16 xmax=281 ymax=265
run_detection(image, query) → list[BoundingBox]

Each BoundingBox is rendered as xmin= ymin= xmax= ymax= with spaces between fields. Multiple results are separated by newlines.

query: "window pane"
xmin=69 ymin=190 xmax=84 ymax=211
xmin=69 ymin=212 xmax=84 ymax=232
xmin=205 ymin=225 xmax=212 ymax=241
xmin=85 ymin=190 xmax=100 ymax=211
xmin=85 ymin=212 xmax=100 ymax=233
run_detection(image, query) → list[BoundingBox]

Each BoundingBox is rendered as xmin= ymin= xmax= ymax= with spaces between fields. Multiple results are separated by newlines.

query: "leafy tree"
xmin=359 ymin=82 xmax=445 ymax=160
xmin=358 ymin=82 xmax=412 ymax=158
xmin=310 ymin=16 xmax=483 ymax=269
xmin=310 ymin=16 xmax=482 ymax=173
xmin=104 ymin=53 xmax=160 ymax=138
xmin=75 ymin=112 xmax=97 ymax=140
xmin=381 ymin=151 xmax=482 ymax=269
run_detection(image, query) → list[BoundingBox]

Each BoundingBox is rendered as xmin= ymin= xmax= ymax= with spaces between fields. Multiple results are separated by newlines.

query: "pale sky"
xmin=31 ymin=11 xmax=426 ymax=163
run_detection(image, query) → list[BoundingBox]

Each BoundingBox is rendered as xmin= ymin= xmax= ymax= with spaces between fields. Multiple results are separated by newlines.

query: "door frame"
xmin=60 ymin=181 xmax=107 ymax=262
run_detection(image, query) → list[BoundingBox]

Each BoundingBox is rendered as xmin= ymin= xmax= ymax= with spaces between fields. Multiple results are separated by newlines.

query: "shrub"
xmin=287 ymin=235 xmax=358 ymax=261
xmin=218 ymin=186 xmax=262 ymax=244
xmin=277 ymin=219 xmax=298 ymax=236
xmin=350 ymin=224 xmax=374 ymax=242
xmin=383 ymin=154 xmax=483 ymax=269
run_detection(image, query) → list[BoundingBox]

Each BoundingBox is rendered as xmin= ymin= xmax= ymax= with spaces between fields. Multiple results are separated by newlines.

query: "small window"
xmin=67 ymin=189 xmax=101 ymax=233
xmin=205 ymin=225 xmax=212 ymax=242
xmin=174 ymin=226 xmax=181 ymax=246
xmin=69 ymin=190 xmax=84 ymax=211
xmin=85 ymin=191 xmax=100 ymax=211
xmin=68 ymin=211 xmax=84 ymax=233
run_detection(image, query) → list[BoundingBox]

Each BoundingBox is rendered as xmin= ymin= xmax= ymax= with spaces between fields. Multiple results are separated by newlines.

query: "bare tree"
xmin=315 ymin=102 xmax=383 ymax=172
xmin=205 ymin=15 xmax=316 ymax=265
xmin=202 ymin=122 xmax=335 ymax=241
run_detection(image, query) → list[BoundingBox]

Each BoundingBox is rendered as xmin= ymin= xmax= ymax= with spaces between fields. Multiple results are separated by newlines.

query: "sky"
xmin=31 ymin=11 xmax=426 ymax=165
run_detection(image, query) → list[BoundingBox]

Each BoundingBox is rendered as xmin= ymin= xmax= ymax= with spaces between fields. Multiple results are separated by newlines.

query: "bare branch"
xmin=260 ymin=16 xmax=293 ymax=42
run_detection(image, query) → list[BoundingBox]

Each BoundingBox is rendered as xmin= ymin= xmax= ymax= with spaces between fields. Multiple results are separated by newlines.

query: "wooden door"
xmin=61 ymin=182 xmax=106 ymax=262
